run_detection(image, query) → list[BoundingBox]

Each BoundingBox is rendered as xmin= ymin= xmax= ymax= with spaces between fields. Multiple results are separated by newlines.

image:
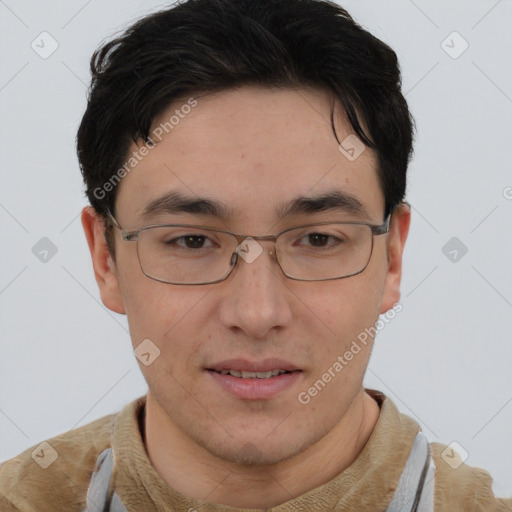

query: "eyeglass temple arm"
xmin=105 ymin=209 xmax=122 ymax=230
xmin=374 ymin=203 xmax=400 ymax=235
xmin=378 ymin=200 xmax=409 ymax=234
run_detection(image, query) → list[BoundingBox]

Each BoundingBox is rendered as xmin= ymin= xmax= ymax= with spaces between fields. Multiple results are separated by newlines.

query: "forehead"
xmin=115 ymin=86 xmax=384 ymax=228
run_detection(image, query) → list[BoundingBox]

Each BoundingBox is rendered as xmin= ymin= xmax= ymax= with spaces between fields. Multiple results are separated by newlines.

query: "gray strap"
xmin=109 ymin=491 xmax=129 ymax=512
xmin=84 ymin=448 xmax=128 ymax=512
xmin=415 ymin=455 xmax=436 ymax=512
xmin=385 ymin=431 xmax=436 ymax=512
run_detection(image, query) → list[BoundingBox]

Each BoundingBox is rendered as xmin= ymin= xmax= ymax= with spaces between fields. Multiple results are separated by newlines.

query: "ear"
xmin=81 ymin=206 xmax=126 ymax=315
xmin=379 ymin=202 xmax=411 ymax=314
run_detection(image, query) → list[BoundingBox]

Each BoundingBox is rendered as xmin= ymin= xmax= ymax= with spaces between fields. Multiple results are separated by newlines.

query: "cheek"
xmin=306 ymin=271 xmax=384 ymax=342
xmin=118 ymin=268 xmax=215 ymax=361
xmin=116 ymin=264 xmax=175 ymax=341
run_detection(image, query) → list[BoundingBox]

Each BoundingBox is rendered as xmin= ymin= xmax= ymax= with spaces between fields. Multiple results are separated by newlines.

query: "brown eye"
xmin=175 ymin=235 xmax=207 ymax=249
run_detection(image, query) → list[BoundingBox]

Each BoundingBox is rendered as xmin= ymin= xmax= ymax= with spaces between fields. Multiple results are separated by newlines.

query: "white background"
xmin=1 ymin=0 xmax=511 ymax=498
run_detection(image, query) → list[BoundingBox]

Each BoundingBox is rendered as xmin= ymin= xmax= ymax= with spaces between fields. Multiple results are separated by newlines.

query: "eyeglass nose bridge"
xmin=229 ymin=233 xmax=280 ymax=268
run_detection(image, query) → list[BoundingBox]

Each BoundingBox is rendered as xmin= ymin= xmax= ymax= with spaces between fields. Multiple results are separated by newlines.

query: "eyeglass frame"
xmin=104 ymin=206 xmax=396 ymax=285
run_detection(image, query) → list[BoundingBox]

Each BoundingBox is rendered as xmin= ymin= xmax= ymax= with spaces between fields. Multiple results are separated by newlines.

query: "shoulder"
xmin=431 ymin=442 xmax=512 ymax=511
xmin=0 ymin=411 xmax=116 ymax=512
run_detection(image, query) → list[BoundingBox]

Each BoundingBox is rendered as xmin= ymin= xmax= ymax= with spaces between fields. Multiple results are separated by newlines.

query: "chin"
xmin=209 ymin=439 xmax=301 ymax=466
xmin=191 ymin=423 xmax=318 ymax=467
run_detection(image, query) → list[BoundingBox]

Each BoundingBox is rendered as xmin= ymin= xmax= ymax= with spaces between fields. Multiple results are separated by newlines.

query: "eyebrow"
xmin=141 ymin=191 xmax=236 ymax=221
xmin=277 ymin=191 xmax=371 ymax=221
xmin=140 ymin=190 xmax=371 ymax=222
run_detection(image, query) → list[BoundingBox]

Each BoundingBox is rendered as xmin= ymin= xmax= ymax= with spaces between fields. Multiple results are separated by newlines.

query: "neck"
xmin=143 ymin=389 xmax=380 ymax=508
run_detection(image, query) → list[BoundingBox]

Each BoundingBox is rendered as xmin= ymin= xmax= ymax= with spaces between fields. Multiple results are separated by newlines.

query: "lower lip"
xmin=206 ymin=370 xmax=302 ymax=400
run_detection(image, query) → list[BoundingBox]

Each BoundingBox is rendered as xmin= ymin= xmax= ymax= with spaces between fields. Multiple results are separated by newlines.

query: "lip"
xmin=206 ymin=369 xmax=302 ymax=400
xmin=206 ymin=358 xmax=300 ymax=373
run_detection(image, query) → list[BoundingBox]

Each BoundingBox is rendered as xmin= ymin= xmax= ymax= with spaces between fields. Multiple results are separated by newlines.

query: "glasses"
xmin=106 ymin=210 xmax=393 ymax=285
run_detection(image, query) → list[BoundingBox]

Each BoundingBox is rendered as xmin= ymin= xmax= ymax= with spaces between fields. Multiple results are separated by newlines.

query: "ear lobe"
xmin=81 ymin=206 xmax=126 ymax=315
xmin=379 ymin=203 xmax=411 ymax=314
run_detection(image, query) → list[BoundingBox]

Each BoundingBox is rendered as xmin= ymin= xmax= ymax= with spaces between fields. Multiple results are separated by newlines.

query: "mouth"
xmin=211 ymin=369 xmax=294 ymax=379
xmin=205 ymin=359 xmax=302 ymax=400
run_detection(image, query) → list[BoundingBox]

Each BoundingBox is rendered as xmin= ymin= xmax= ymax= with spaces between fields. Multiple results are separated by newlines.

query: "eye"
xmin=166 ymin=234 xmax=216 ymax=249
xmin=305 ymin=233 xmax=339 ymax=247
xmin=296 ymin=232 xmax=345 ymax=249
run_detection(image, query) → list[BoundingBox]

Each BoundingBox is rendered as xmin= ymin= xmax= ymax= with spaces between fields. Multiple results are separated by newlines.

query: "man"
xmin=1 ymin=0 xmax=510 ymax=510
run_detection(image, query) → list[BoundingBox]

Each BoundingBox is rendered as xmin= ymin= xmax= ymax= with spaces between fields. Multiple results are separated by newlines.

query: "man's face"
xmin=90 ymin=86 xmax=408 ymax=465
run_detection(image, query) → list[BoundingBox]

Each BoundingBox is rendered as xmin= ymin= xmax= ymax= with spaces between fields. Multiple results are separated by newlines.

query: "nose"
xmin=217 ymin=241 xmax=293 ymax=340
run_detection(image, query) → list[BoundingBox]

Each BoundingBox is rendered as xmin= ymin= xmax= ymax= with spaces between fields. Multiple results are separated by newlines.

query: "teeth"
xmin=218 ymin=369 xmax=290 ymax=378
xmin=242 ymin=370 xmax=272 ymax=379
